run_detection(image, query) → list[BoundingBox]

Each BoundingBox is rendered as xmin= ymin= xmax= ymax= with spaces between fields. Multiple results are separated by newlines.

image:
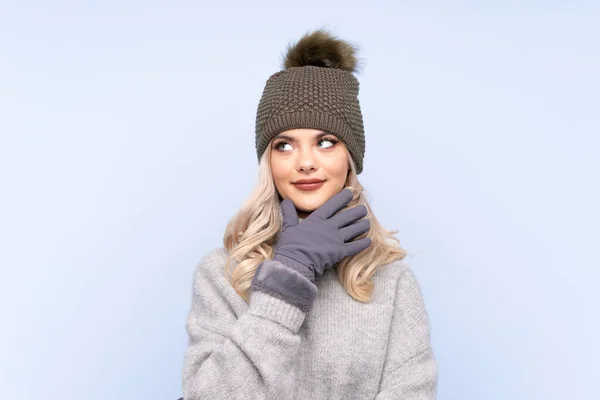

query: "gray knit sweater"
xmin=181 ymin=247 xmax=437 ymax=399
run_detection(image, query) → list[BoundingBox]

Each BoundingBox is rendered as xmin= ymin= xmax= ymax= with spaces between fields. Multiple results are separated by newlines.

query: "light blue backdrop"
xmin=1 ymin=1 xmax=598 ymax=399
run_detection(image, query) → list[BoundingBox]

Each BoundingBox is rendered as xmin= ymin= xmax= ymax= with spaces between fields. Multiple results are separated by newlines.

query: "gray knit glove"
xmin=273 ymin=188 xmax=372 ymax=283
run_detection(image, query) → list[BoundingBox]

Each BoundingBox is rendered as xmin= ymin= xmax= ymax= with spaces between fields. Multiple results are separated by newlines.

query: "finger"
xmin=344 ymin=237 xmax=372 ymax=257
xmin=339 ymin=219 xmax=370 ymax=242
xmin=280 ymin=198 xmax=299 ymax=230
xmin=311 ymin=188 xmax=353 ymax=220
xmin=331 ymin=204 xmax=367 ymax=229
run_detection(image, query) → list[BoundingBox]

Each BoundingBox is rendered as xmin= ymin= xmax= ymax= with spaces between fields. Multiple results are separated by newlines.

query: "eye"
xmin=319 ymin=137 xmax=339 ymax=148
xmin=274 ymin=141 xmax=292 ymax=151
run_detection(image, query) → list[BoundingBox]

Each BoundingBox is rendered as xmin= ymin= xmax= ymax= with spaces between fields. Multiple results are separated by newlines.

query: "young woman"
xmin=180 ymin=28 xmax=437 ymax=399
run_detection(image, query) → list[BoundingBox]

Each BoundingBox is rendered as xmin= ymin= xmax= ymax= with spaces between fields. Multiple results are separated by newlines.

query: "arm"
xmin=181 ymin=251 xmax=317 ymax=400
xmin=375 ymin=266 xmax=438 ymax=399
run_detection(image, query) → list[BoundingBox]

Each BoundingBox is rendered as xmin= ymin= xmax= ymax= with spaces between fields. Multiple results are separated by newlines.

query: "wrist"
xmin=274 ymin=252 xmax=315 ymax=283
xmin=251 ymin=260 xmax=318 ymax=313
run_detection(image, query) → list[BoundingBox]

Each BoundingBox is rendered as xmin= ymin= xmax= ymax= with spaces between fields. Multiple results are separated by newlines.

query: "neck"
xmin=297 ymin=211 xmax=310 ymax=219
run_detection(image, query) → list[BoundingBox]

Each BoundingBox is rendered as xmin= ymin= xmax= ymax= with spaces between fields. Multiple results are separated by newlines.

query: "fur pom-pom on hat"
xmin=281 ymin=28 xmax=360 ymax=73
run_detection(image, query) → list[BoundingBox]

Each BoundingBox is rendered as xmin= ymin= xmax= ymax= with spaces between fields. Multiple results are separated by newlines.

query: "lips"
xmin=294 ymin=178 xmax=325 ymax=184
xmin=293 ymin=180 xmax=325 ymax=191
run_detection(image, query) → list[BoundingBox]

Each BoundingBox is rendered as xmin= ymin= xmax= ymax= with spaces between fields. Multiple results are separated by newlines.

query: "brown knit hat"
xmin=254 ymin=28 xmax=366 ymax=175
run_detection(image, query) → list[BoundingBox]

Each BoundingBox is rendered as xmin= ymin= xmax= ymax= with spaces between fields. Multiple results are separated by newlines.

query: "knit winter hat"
xmin=254 ymin=28 xmax=366 ymax=175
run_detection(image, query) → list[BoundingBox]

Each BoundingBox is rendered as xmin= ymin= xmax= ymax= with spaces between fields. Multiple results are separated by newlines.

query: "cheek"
xmin=270 ymin=158 xmax=292 ymax=182
xmin=324 ymin=152 xmax=350 ymax=177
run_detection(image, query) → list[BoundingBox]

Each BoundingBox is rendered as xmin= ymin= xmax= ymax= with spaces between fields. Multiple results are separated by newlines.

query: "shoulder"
xmin=189 ymin=246 xmax=247 ymax=319
xmin=197 ymin=246 xmax=229 ymax=267
xmin=393 ymin=260 xmax=423 ymax=294
xmin=187 ymin=247 xmax=246 ymax=332
xmin=373 ymin=258 xmax=413 ymax=286
xmin=384 ymin=260 xmax=431 ymax=333
xmin=193 ymin=247 xmax=229 ymax=276
xmin=373 ymin=259 xmax=426 ymax=304
xmin=191 ymin=246 xmax=232 ymax=293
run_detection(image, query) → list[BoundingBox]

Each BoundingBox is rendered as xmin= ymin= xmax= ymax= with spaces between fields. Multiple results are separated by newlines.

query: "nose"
xmin=297 ymin=150 xmax=318 ymax=172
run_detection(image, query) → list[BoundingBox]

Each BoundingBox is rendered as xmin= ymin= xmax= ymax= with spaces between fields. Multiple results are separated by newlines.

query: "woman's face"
xmin=270 ymin=128 xmax=349 ymax=219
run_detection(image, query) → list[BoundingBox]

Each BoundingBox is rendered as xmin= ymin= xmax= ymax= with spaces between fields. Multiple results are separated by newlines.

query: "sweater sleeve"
xmin=181 ymin=250 xmax=317 ymax=400
xmin=375 ymin=265 xmax=438 ymax=399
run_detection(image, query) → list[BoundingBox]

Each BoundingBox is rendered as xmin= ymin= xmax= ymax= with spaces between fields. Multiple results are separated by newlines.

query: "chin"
xmin=291 ymin=196 xmax=327 ymax=214
xmin=280 ymin=182 xmax=344 ymax=213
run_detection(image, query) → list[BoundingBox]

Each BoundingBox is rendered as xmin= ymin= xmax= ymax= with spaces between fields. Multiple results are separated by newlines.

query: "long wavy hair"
xmin=222 ymin=141 xmax=407 ymax=303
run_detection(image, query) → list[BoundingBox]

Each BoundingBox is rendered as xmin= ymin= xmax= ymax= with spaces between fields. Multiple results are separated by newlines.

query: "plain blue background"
xmin=1 ymin=1 xmax=598 ymax=399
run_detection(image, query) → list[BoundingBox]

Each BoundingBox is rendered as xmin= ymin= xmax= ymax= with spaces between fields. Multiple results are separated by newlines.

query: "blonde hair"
xmin=222 ymin=142 xmax=407 ymax=303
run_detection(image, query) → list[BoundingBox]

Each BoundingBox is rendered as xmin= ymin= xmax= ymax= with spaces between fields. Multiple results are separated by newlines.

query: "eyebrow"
xmin=273 ymin=131 xmax=334 ymax=141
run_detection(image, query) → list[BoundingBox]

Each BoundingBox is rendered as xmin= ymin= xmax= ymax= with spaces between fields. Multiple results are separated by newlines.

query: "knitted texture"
xmin=181 ymin=247 xmax=437 ymax=399
xmin=255 ymin=65 xmax=366 ymax=174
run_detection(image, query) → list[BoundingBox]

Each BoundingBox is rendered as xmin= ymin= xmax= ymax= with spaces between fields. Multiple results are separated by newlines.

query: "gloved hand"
xmin=273 ymin=188 xmax=372 ymax=283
